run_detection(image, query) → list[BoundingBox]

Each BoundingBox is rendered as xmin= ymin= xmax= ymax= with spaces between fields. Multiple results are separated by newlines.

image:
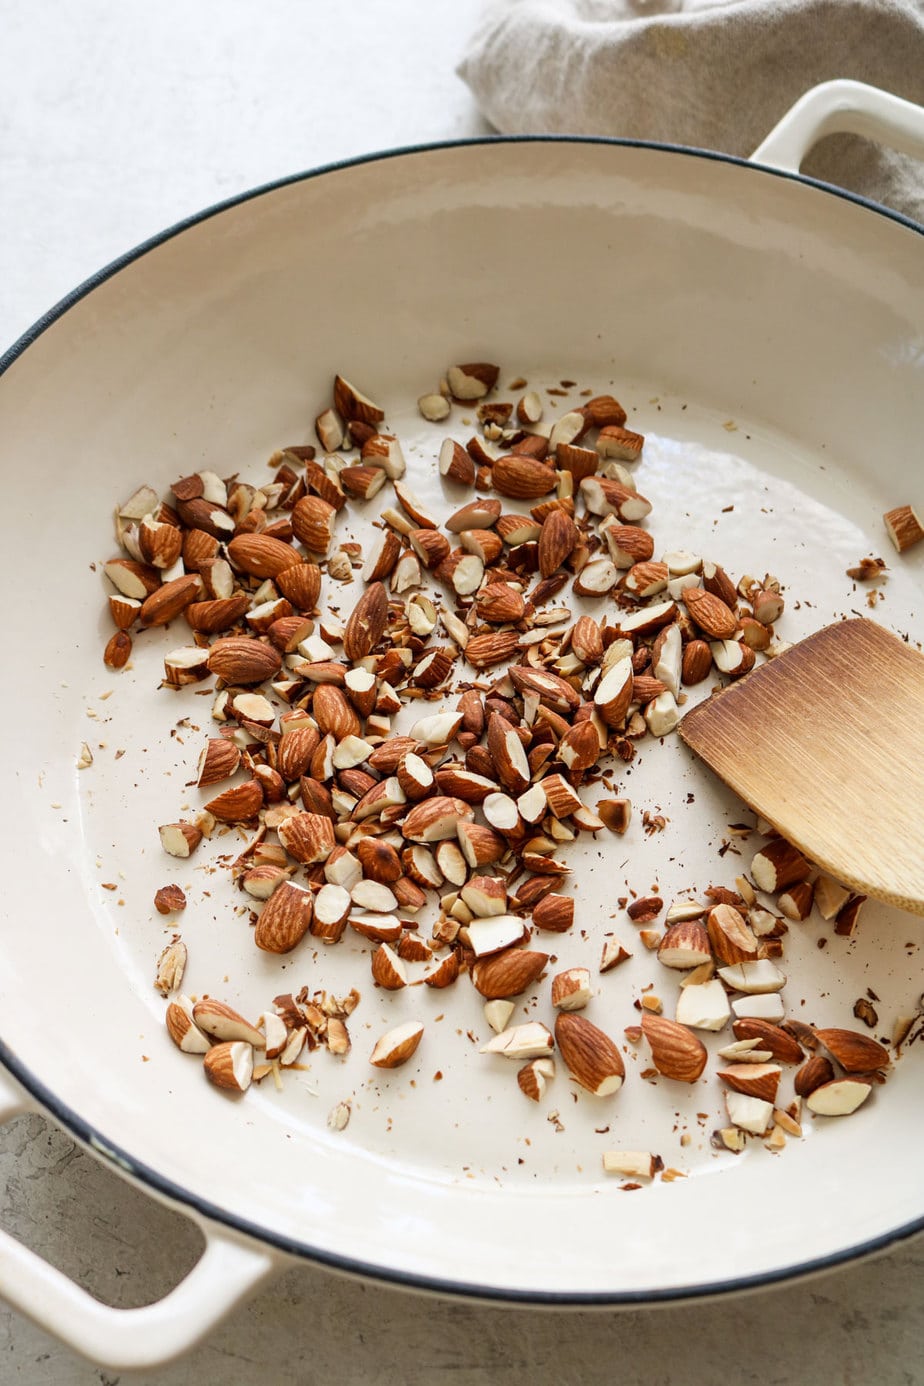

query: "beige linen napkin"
xmin=458 ymin=0 xmax=924 ymax=222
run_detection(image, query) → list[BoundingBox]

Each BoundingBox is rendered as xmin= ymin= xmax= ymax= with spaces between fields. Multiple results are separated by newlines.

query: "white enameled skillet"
xmin=0 ymin=81 xmax=922 ymax=1368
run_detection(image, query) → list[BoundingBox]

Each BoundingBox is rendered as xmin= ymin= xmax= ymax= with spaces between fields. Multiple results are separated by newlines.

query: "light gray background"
xmin=1 ymin=2 xmax=922 ymax=1381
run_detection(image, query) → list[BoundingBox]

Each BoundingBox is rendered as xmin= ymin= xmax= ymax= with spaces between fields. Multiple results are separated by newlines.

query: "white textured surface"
xmin=1 ymin=1 xmax=922 ymax=1380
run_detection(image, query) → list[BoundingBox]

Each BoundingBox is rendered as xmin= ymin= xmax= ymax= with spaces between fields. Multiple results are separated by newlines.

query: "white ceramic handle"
xmin=0 ymin=1069 xmax=280 ymax=1369
xmin=751 ymin=79 xmax=924 ymax=174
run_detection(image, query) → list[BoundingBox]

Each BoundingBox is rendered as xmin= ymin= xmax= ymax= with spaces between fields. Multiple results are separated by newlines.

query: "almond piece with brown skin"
xmin=447 ymin=362 xmax=499 ymax=400
xmin=254 ymin=880 xmax=314 ymax=953
xmin=424 ymin=951 xmax=460 ymax=989
xmin=750 ymin=838 xmax=813 ymax=894
xmin=813 ymin=1028 xmax=890 ymax=1074
xmin=707 ymin=903 xmax=758 ymax=965
xmin=532 ymin=894 xmax=574 ymax=932
xmin=193 ymin=999 xmax=264 ymax=1048
xmin=137 ymin=518 xmax=183 ymax=570
xmin=732 ymin=1018 xmax=804 ymax=1064
xmin=159 ymin=821 xmax=203 ymax=858
xmin=165 ymin=999 xmax=211 ymax=1054
xmin=471 ymin=948 xmax=549 ymax=999
xmin=204 ymin=780 xmax=263 ymax=823
xmin=370 ymin=1020 xmax=424 ymax=1069
xmin=718 ymin=1063 xmax=782 ymax=1104
xmin=342 ymin=581 xmax=388 ymax=661
xmin=641 ymin=1014 xmax=707 ymax=1083
xmin=203 ymin=1040 xmax=254 ymax=1093
xmin=550 ymin=967 xmax=592 ymax=1011
xmin=196 ymin=738 xmax=241 ymax=787
xmin=371 ymin=943 xmax=408 ymax=990
xmin=555 ymin=1013 xmax=625 ymax=1096
xmin=333 ymin=374 xmax=385 ymax=424
xmin=206 ymin=637 xmax=282 ymax=686
xmin=681 ymin=587 xmax=737 ymax=640
xmin=657 ymin=919 xmax=712 ymax=970
xmin=227 ymin=533 xmax=301 ymax=578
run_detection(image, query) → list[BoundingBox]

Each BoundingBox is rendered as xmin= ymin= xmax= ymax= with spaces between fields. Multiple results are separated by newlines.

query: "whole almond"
xmin=140 ymin=574 xmax=202 ymax=627
xmin=492 ymin=454 xmax=557 ymax=500
xmin=254 ymin=880 xmax=314 ymax=953
xmin=312 ymin=683 xmax=361 ymax=739
xmin=476 ymin=582 xmax=526 ymax=624
xmin=471 ymin=948 xmax=549 ymax=999
xmin=681 ymin=587 xmax=737 ymax=640
xmin=813 ymin=1027 xmax=890 ymax=1073
xmin=794 ymin=1055 xmax=836 ymax=1096
xmin=532 ymin=894 xmax=574 ymax=932
xmin=185 ymin=595 xmax=251 ymax=633
xmin=227 ymin=533 xmax=301 ymax=578
xmin=342 ymin=581 xmax=388 ymax=661
xmin=465 ymin=630 xmax=521 ymax=669
xmin=641 ymin=1014 xmax=707 ymax=1083
xmin=207 ymin=637 xmax=282 ymax=685
xmin=554 ymin=1013 xmax=625 ymax=1096
xmin=681 ymin=639 xmax=713 ymax=685
xmin=538 ymin=509 xmax=578 ymax=577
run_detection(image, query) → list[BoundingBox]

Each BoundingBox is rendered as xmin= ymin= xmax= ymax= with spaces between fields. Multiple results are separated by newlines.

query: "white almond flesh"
xmin=725 ymin=1090 xmax=774 ymax=1134
xmin=480 ymin=1022 xmax=554 ymax=1059
xmin=324 ymin=851 xmax=362 ymax=890
xmin=718 ymin=960 xmax=787 ymax=994
xmin=516 ymin=783 xmax=548 ymax=825
xmin=615 ymin=601 xmax=676 ymax=636
xmin=314 ymin=883 xmax=352 ymax=928
xmin=351 ymin=880 xmax=398 ymax=913
xmin=410 ymin=711 xmax=463 ymax=746
xmin=814 ymin=874 xmax=852 ymax=920
xmin=668 ymin=574 xmax=700 ymax=600
xmin=806 ymin=1079 xmax=872 ymax=1117
xmin=452 ymin=554 xmax=485 ymax=595
xmin=192 ymin=1002 xmax=264 ymax=1049
xmin=419 ymin=392 xmax=451 ymax=421
xmin=461 ymin=878 xmax=507 ymax=918
xmin=731 ymin=993 xmax=786 ymax=1022
xmin=662 ymin=550 xmax=702 ymax=576
xmin=332 ymin=736 xmax=374 ymax=770
xmin=484 ymin=999 xmax=515 ymax=1034
xmin=370 ymin=1020 xmax=424 ymax=1069
xmin=644 ymin=690 xmax=680 ymax=737
xmin=652 ymin=623 xmax=682 ymax=698
xmin=262 ymin=1011 xmax=288 ymax=1059
xmin=602 ymin=1151 xmax=658 ymax=1179
xmin=435 ymin=840 xmax=468 ymax=886
xmin=483 ymin=792 xmax=521 ymax=833
xmin=717 ymin=1038 xmax=774 ymax=1062
xmin=675 ymin=980 xmax=731 ymax=1032
xmin=462 ymin=914 xmax=527 ymax=958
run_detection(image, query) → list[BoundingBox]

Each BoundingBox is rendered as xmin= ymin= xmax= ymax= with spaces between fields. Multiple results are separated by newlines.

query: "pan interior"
xmin=0 ymin=140 xmax=922 ymax=1297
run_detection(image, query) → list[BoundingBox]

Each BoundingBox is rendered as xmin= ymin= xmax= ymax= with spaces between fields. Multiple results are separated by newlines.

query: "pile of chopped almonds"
xmin=102 ymin=364 xmax=907 ymax=1173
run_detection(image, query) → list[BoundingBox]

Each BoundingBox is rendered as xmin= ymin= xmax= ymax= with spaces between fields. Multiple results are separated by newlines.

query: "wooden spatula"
xmin=678 ymin=618 xmax=924 ymax=916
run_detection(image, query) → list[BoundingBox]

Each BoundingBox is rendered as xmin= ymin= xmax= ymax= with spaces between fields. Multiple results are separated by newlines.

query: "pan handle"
xmin=0 ymin=1069 xmax=280 ymax=1369
xmin=751 ymin=79 xmax=924 ymax=173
